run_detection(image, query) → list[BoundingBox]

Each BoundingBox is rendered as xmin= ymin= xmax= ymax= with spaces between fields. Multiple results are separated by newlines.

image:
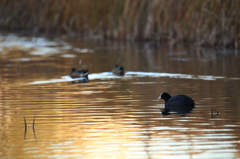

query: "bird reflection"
xmin=71 ymin=77 xmax=89 ymax=83
xmin=158 ymin=92 xmax=195 ymax=115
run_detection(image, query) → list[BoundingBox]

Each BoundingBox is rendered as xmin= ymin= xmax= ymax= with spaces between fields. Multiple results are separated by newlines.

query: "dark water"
xmin=0 ymin=34 xmax=240 ymax=159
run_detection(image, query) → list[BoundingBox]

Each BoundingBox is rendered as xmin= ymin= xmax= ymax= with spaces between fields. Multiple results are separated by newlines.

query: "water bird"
xmin=112 ymin=64 xmax=125 ymax=76
xmin=70 ymin=68 xmax=89 ymax=83
xmin=158 ymin=92 xmax=195 ymax=115
xmin=70 ymin=60 xmax=89 ymax=83
xmin=70 ymin=68 xmax=89 ymax=78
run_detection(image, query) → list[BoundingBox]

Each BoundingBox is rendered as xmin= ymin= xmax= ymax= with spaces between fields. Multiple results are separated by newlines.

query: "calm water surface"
xmin=0 ymin=34 xmax=240 ymax=159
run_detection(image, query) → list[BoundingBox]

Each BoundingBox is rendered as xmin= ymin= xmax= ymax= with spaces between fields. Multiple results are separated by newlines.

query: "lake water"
xmin=0 ymin=34 xmax=240 ymax=159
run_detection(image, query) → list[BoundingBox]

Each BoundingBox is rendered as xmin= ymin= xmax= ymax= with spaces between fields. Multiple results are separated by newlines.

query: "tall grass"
xmin=0 ymin=0 xmax=239 ymax=47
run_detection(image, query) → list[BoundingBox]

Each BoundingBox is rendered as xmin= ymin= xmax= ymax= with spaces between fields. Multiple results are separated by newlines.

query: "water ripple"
xmin=27 ymin=71 xmax=240 ymax=85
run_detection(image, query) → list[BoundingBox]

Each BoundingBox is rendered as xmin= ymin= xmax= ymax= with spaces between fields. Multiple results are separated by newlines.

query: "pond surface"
xmin=0 ymin=34 xmax=240 ymax=159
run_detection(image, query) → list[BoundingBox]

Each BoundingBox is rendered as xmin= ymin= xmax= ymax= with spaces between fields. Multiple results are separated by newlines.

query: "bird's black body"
xmin=158 ymin=92 xmax=195 ymax=115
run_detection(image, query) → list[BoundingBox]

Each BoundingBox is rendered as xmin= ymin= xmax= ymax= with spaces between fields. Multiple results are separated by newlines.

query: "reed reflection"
xmin=1 ymin=35 xmax=240 ymax=158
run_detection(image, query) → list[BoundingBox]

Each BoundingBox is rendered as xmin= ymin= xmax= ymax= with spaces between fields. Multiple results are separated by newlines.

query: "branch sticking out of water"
xmin=211 ymin=108 xmax=219 ymax=118
xmin=32 ymin=112 xmax=37 ymax=140
xmin=23 ymin=113 xmax=27 ymax=129
xmin=23 ymin=113 xmax=27 ymax=140
xmin=32 ymin=112 xmax=37 ymax=128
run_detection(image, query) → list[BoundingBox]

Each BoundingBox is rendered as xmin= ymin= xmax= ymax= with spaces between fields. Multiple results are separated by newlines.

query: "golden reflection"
xmin=1 ymin=37 xmax=240 ymax=158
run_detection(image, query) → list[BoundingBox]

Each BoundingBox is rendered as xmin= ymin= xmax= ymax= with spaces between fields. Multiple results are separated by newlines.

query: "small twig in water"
xmin=211 ymin=108 xmax=219 ymax=118
xmin=32 ymin=112 xmax=37 ymax=128
xmin=23 ymin=113 xmax=27 ymax=140
xmin=32 ymin=112 xmax=37 ymax=140
xmin=23 ymin=113 xmax=27 ymax=129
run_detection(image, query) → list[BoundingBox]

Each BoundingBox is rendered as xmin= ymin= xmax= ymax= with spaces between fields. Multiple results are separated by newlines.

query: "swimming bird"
xmin=70 ymin=60 xmax=89 ymax=83
xmin=70 ymin=59 xmax=89 ymax=78
xmin=112 ymin=64 xmax=125 ymax=76
xmin=70 ymin=68 xmax=89 ymax=78
xmin=158 ymin=92 xmax=195 ymax=115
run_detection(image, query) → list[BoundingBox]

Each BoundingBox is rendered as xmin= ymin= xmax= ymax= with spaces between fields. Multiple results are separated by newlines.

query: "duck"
xmin=70 ymin=60 xmax=89 ymax=83
xmin=70 ymin=68 xmax=89 ymax=78
xmin=158 ymin=92 xmax=195 ymax=115
xmin=112 ymin=64 xmax=125 ymax=76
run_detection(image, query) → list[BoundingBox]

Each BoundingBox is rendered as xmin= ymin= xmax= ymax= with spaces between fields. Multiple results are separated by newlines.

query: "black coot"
xmin=158 ymin=92 xmax=195 ymax=115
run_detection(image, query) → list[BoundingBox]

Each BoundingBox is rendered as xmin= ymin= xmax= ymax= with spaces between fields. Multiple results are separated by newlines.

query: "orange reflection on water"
xmin=1 ymin=35 xmax=240 ymax=158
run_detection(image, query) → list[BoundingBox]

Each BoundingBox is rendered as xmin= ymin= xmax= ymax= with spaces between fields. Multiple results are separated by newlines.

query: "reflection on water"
xmin=27 ymin=71 xmax=240 ymax=85
xmin=0 ymin=34 xmax=240 ymax=158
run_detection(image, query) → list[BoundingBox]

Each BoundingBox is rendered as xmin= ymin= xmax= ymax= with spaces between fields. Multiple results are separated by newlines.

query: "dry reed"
xmin=0 ymin=0 xmax=239 ymax=47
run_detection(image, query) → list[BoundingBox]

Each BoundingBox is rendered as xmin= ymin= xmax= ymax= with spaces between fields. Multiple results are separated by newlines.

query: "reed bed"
xmin=0 ymin=0 xmax=239 ymax=47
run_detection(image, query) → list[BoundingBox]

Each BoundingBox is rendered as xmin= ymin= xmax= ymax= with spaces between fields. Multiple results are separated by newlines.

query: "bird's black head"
xmin=158 ymin=92 xmax=171 ymax=103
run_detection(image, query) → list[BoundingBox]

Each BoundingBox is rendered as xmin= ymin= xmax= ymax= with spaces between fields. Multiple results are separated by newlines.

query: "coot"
xmin=112 ymin=64 xmax=125 ymax=76
xmin=158 ymin=92 xmax=195 ymax=115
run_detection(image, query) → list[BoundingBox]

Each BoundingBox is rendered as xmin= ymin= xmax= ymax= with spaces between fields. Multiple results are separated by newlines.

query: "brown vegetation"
xmin=0 ymin=0 xmax=239 ymax=47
